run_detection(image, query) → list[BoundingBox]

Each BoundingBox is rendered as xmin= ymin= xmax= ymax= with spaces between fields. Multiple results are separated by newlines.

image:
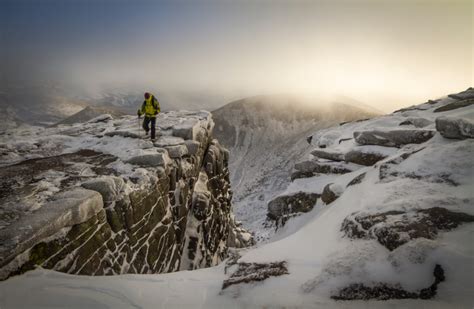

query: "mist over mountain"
xmin=212 ymin=94 xmax=378 ymax=240
xmin=0 ymin=82 xmax=232 ymax=129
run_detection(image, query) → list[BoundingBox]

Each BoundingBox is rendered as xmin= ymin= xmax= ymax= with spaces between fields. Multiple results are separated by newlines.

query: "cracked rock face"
xmin=0 ymin=111 xmax=253 ymax=280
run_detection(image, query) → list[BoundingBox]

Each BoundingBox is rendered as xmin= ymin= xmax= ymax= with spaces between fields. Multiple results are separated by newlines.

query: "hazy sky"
xmin=1 ymin=0 xmax=472 ymax=112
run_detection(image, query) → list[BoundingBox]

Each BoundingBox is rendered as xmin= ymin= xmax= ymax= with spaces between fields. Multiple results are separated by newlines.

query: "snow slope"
xmin=1 ymin=89 xmax=473 ymax=308
xmin=213 ymin=95 xmax=377 ymax=241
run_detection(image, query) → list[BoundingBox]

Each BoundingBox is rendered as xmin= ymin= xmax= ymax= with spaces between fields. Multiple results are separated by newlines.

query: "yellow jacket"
xmin=138 ymin=95 xmax=160 ymax=117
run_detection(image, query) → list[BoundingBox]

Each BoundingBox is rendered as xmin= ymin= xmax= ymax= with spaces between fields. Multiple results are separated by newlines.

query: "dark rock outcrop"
xmin=222 ymin=261 xmax=289 ymax=290
xmin=332 ymin=264 xmax=445 ymax=300
xmin=447 ymin=87 xmax=474 ymax=100
xmin=344 ymin=149 xmax=387 ymax=166
xmin=341 ymin=207 xmax=474 ymax=251
xmin=399 ymin=117 xmax=432 ymax=128
xmin=433 ymin=98 xmax=474 ymax=113
xmin=347 ymin=172 xmax=366 ymax=187
xmin=291 ymin=170 xmax=320 ymax=181
xmin=321 ymin=183 xmax=340 ymax=204
xmin=354 ymin=130 xmax=435 ymax=148
xmin=435 ymin=116 xmax=474 ymax=139
xmin=311 ymin=149 xmax=344 ymax=161
xmin=292 ymin=159 xmax=355 ymax=180
xmin=267 ymin=192 xmax=319 ymax=225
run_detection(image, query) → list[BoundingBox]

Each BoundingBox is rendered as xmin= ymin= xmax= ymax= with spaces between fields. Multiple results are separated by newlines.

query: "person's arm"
xmin=137 ymin=101 xmax=145 ymax=116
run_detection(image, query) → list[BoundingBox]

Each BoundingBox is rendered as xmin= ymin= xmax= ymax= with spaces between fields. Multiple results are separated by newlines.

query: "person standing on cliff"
xmin=137 ymin=92 xmax=161 ymax=141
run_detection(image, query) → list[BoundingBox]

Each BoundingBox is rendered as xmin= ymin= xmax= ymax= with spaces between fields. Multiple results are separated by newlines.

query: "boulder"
xmin=81 ymin=176 xmax=125 ymax=203
xmin=341 ymin=207 xmax=474 ymax=251
xmin=172 ymin=120 xmax=202 ymax=140
xmin=294 ymin=159 xmax=355 ymax=175
xmin=447 ymin=87 xmax=474 ymax=100
xmin=435 ymin=116 xmax=474 ymax=139
xmin=331 ymin=264 xmax=445 ymax=300
xmin=165 ymin=144 xmax=188 ymax=158
xmin=321 ymin=183 xmax=342 ymax=204
xmin=126 ymin=152 xmax=169 ymax=167
xmin=267 ymin=191 xmax=319 ymax=221
xmin=222 ymin=261 xmax=289 ymax=290
xmin=354 ymin=130 xmax=435 ymax=147
xmin=398 ymin=117 xmax=432 ymax=128
xmin=311 ymin=149 xmax=344 ymax=161
xmin=433 ymin=98 xmax=474 ymax=113
xmin=291 ymin=170 xmax=319 ymax=181
xmin=344 ymin=149 xmax=387 ymax=166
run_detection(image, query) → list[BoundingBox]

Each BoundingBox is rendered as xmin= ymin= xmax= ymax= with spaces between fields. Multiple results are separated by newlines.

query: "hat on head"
xmin=144 ymin=92 xmax=150 ymax=99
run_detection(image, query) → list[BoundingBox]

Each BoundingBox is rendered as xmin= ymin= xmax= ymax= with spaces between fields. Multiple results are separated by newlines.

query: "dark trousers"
xmin=142 ymin=116 xmax=156 ymax=139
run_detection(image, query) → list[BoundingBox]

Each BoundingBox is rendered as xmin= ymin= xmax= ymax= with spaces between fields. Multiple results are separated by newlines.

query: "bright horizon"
xmin=1 ymin=0 xmax=472 ymax=113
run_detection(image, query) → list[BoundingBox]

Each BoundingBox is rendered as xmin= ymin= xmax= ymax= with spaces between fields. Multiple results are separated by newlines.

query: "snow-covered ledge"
xmin=0 ymin=111 xmax=253 ymax=280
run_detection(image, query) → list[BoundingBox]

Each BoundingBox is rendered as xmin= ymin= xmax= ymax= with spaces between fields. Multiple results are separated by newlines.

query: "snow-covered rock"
xmin=353 ymin=129 xmax=436 ymax=147
xmin=0 ymin=111 xmax=252 ymax=280
xmin=399 ymin=117 xmax=432 ymax=128
xmin=267 ymin=191 xmax=319 ymax=224
xmin=344 ymin=147 xmax=388 ymax=166
xmin=435 ymin=116 xmax=474 ymax=139
xmin=321 ymin=183 xmax=343 ymax=204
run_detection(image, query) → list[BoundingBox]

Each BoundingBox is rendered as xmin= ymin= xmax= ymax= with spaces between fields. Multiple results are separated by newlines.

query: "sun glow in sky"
xmin=1 ymin=0 xmax=472 ymax=112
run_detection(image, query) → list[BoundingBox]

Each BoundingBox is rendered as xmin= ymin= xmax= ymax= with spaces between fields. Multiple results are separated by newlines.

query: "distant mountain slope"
xmin=0 ymin=84 xmax=88 ymax=126
xmin=54 ymin=105 xmax=126 ymax=126
xmin=0 ymin=83 xmax=227 ymax=128
xmin=212 ymin=94 xmax=378 ymax=240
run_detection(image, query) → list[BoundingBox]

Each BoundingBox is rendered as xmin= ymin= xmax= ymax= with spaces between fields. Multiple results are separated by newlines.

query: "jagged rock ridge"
xmin=0 ymin=111 xmax=253 ymax=280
